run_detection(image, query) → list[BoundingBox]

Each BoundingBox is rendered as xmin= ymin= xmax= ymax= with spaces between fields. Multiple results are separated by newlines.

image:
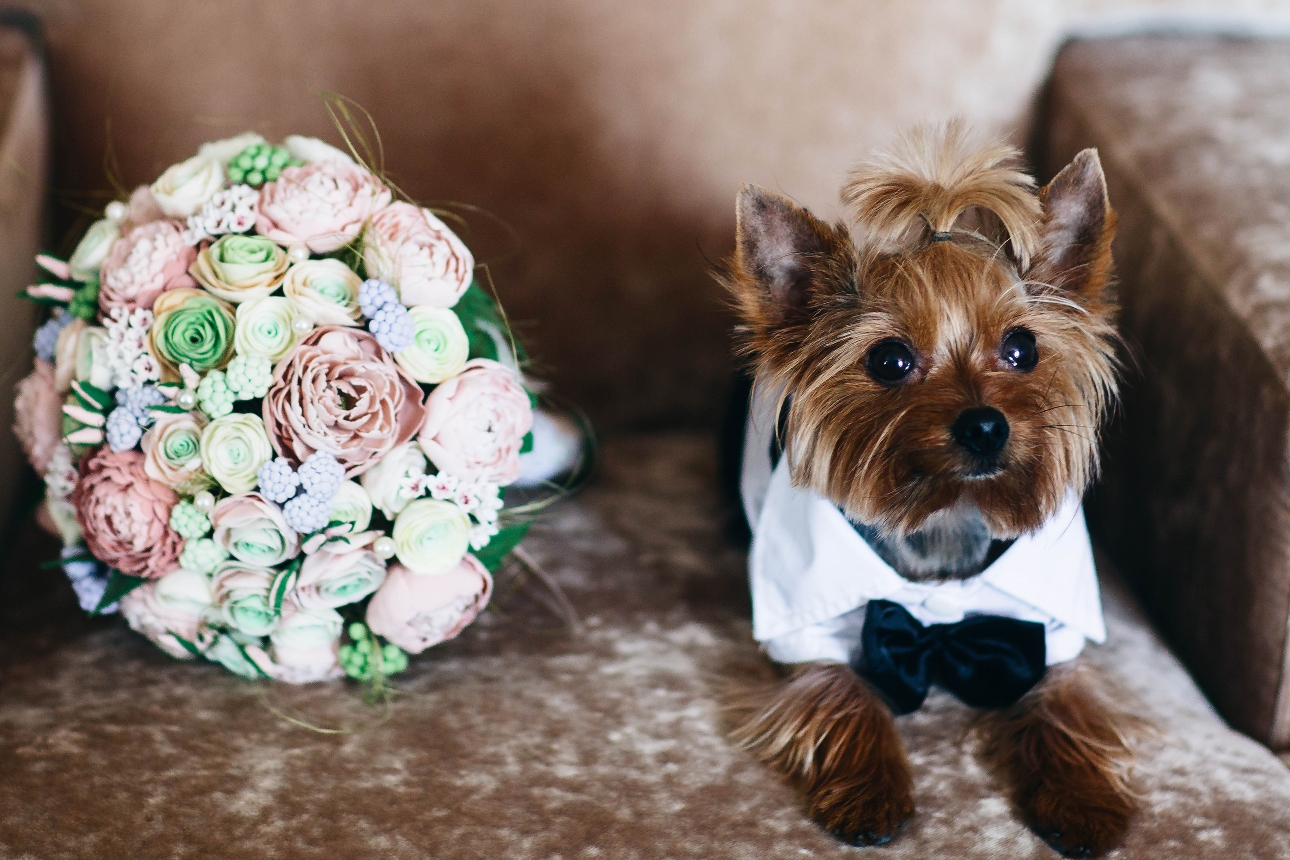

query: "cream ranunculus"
xmin=211 ymin=492 xmax=299 ymax=567
xmin=395 ymin=307 xmax=469 ymax=384
xmin=200 ymin=414 xmax=274 ymax=494
xmin=391 ymin=498 xmax=470 ymax=576
xmin=365 ymin=556 xmax=492 ymax=654
xmin=198 ymin=132 xmax=266 ymax=166
xmin=330 ymin=480 xmax=373 ymax=533
xmin=190 ymin=234 xmax=290 ymax=304
xmin=359 ymin=442 xmax=427 ymax=519
xmin=151 ymin=154 xmax=226 ymax=218
xmin=211 ymin=561 xmax=279 ymax=636
xmin=234 ymin=296 xmax=303 ymax=362
xmin=269 ymin=606 xmax=344 ymax=683
xmin=293 ymin=536 xmax=386 ymax=610
xmin=284 ymin=135 xmax=356 ymax=166
xmin=68 ymin=218 xmax=120 ymax=282
xmin=281 ymin=259 xmax=362 ymax=326
xmin=362 ymin=202 xmax=474 ymax=307
xmin=141 ymin=410 xmax=209 ymax=492
xmin=119 ymin=568 xmax=214 ymax=659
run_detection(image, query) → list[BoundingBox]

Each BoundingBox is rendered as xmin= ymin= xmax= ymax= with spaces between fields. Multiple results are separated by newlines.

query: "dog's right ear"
xmin=728 ymin=185 xmax=856 ymax=332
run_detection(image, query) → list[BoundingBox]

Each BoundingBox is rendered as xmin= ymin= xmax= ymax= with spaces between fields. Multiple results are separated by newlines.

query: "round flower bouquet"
xmin=14 ymin=132 xmax=541 ymax=685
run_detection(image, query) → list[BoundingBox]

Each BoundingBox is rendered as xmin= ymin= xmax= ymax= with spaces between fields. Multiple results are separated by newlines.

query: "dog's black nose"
xmin=951 ymin=407 xmax=1009 ymax=458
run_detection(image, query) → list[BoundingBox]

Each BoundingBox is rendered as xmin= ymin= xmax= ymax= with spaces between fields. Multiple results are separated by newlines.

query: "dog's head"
xmin=723 ymin=122 xmax=1119 ymax=539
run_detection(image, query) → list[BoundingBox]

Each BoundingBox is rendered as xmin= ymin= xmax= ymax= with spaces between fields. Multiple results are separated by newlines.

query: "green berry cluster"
xmin=179 ymin=537 xmax=229 ymax=574
xmin=225 ymin=354 xmax=272 ymax=400
xmin=169 ymin=500 xmax=211 ymax=539
xmin=339 ymin=623 xmax=408 ymax=682
xmin=197 ymin=370 xmax=234 ymax=418
xmin=68 ymin=280 xmax=100 ymax=320
xmin=226 ymin=143 xmax=301 ymax=187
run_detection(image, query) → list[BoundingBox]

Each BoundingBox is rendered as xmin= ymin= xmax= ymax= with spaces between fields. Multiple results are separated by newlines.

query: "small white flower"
xmin=103 ymin=307 xmax=159 ymax=389
xmin=183 ymin=185 xmax=261 ymax=245
xmin=469 ymin=521 xmax=499 ymax=550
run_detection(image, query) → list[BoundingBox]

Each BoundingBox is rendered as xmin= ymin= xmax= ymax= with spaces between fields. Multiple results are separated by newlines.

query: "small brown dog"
xmin=721 ymin=123 xmax=1136 ymax=857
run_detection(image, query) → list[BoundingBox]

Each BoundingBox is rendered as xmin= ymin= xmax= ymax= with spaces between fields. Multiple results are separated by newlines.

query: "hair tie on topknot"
xmin=841 ymin=119 xmax=1042 ymax=269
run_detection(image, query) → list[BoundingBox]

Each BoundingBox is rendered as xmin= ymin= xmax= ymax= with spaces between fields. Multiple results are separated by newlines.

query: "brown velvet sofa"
xmin=4 ymin=8 xmax=1290 ymax=859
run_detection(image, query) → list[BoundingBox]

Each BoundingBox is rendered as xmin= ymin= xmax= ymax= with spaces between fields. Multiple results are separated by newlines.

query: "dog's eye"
xmin=866 ymin=339 xmax=917 ymax=385
xmin=1001 ymin=328 xmax=1038 ymax=371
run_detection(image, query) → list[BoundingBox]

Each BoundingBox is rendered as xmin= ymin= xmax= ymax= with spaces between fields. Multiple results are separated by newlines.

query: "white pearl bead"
xmin=192 ymin=490 xmax=216 ymax=513
xmin=176 ymin=390 xmax=197 ymax=409
xmin=104 ymin=201 xmax=128 ymax=223
xmin=288 ymin=245 xmax=310 ymax=263
xmin=373 ymin=536 xmax=396 ymax=559
xmin=291 ymin=316 xmax=314 ymax=335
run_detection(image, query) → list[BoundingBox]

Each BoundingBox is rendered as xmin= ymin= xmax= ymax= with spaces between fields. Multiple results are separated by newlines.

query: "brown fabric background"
xmin=1043 ymin=35 xmax=1290 ymax=749
xmin=16 ymin=0 xmax=1290 ymax=433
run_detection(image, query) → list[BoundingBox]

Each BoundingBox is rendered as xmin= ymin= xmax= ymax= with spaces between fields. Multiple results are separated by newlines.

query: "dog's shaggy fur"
xmin=720 ymin=122 xmax=1136 ymax=856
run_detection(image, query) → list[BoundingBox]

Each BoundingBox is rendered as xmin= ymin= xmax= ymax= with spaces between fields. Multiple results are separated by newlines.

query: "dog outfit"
xmin=740 ymin=388 xmax=1105 ymax=709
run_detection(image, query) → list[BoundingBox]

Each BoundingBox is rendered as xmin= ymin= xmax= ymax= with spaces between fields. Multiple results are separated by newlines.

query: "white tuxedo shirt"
xmin=740 ymin=388 xmax=1106 ymax=667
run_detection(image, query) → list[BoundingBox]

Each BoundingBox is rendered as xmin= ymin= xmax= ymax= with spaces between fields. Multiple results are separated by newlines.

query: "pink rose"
xmin=418 ymin=359 xmax=533 ymax=484
xmin=13 ymin=359 xmax=62 ymax=474
xmin=71 ymin=448 xmax=185 ymax=579
xmin=210 ymin=493 xmax=300 ymax=567
xmin=254 ymin=161 xmax=391 ymax=253
xmin=293 ymin=532 xmax=386 ymax=610
xmin=365 ymin=555 xmax=492 ymax=654
xmin=98 ymin=219 xmax=198 ymax=313
xmin=263 ymin=326 xmax=426 ymax=476
xmin=268 ymin=606 xmax=345 ymax=683
xmin=362 ymin=202 xmax=474 ymax=307
xmin=119 ymin=569 xmax=214 ymax=659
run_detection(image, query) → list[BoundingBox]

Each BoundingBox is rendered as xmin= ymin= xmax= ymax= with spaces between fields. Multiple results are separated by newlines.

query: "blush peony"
xmin=98 ymin=220 xmax=198 ymax=313
xmin=365 ymin=556 xmax=492 ymax=654
xmin=418 ymin=359 xmax=533 ymax=484
xmin=72 ymin=448 xmax=185 ymax=579
xmin=13 ymin=359 xmax=63 ymax=475
xmin=362 ymin=202 xmax=474 ymax=307
xmin=254 ymin=161 xmax=391 ymax=253
xmin=263 ymin=327 xmax=426 ymax=476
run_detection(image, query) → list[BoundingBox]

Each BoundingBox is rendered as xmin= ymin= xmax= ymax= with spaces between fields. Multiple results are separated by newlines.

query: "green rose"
xmin=392 ymin=498 xmax=471 ymax=575
xmin=200 ymin=414 xmax=274 ymax=494
xmin=191 ymin=234 xmax=289 ymax=304
xmin=394 ymin=306 xmax=469 ymax=383
xmin=150 ymin=288 xmax=236 ymax=376
xmin=234 ymin=295 xmax=302 ymax=362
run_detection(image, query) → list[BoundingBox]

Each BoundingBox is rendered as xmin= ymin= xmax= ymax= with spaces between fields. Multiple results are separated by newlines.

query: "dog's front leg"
xmin=981 ymin=662 xmax=1138 ymax=858
xmin=732 ymin=662 xmax=915 ymax=845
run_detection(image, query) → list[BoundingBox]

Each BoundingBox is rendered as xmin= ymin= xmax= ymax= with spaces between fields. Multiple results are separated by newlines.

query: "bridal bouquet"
xmin=14 ymin=132 xmax=537 ymax=684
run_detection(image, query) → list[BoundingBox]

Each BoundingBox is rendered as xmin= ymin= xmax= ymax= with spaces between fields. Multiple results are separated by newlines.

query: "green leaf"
xmin=40 ymin=554 xmax=94 ymax=569
xmin=71 ymin=380 xmax=113 ymax=412
xmin=454 ymin=280 xmax=528 ymax=364
xmin=519 ymin=431 xmax=534 ymax=454
xmin=94 ymin=570 xmax=147 ymax=614
xmin=149 ymin=404 xmax=189 ymax=415
xmin=270 ymin=557 xmax=303 ymax=613
xmin=172 ymin=635 xmax=205 ymax=658
xmin=473 ymin=522 xmax=531 ymax=573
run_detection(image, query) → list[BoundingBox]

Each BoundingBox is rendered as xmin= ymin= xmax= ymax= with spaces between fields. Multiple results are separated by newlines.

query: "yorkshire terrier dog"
xmin=720 ymin=123 xmax=1135 ymax=857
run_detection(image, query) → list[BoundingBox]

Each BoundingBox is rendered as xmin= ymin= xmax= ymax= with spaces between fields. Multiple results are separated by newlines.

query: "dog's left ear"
xmin=1029 ymin=149 xmax=1117 ymax=310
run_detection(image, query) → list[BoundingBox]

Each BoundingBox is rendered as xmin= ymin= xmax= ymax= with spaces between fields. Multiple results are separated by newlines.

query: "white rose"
xmin=282 ymin=259 xmax=363 ymax=327
xmin=68 ymin=218 xmax=120 ymax=282
xmin=330 ymin=480 xmax=373 ymax=533
xmin=269 ymin=606 xmax=344 ymax=683
xmin=284 ymin=135 xmax=356 ymax=166
xmin=211 ymin=562 xmax=278 ymax=636
xmin=119 ymin=568 xmax=214 ymax=659
xmin=151 ymin=154 xmax=226 ymax=218
xmin=360 ymin=442 xmax=427 ymax=519
xmin=54 ymin=320 xmax=112 ymax=392
xmin=198 ymin=132 xmax=266 ymax=166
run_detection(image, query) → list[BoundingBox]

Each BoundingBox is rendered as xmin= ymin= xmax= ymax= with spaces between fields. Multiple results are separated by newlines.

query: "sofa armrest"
xmin=1042 ymin=35 xmax=1290 ymax=749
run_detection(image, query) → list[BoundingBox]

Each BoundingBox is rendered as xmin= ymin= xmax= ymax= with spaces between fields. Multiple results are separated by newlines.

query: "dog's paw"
xmin=1022 ymin=775 xmax=1135 ymax=858
xmin=808 ymin=770 xmax=915 ymax=847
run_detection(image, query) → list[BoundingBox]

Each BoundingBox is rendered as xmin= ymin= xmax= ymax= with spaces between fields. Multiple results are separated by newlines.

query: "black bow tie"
xmin=853 ymin=599 xmax=1047 ymax=715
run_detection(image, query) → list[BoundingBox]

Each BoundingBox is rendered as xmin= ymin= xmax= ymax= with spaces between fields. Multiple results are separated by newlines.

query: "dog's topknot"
xmin=841 ymin=120 xmax=1042 ymax=269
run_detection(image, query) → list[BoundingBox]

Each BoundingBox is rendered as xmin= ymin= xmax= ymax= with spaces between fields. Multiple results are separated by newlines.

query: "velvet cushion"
xmin=1045 ymin=35 xmax=1290 ymax=749
xmin=3 ymin=437 xmax=1290 ymax=858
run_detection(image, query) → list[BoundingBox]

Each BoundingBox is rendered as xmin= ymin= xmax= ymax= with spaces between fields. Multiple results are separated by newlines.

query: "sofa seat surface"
xmin=2 ymin=436 xmax=1289 ymax=859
